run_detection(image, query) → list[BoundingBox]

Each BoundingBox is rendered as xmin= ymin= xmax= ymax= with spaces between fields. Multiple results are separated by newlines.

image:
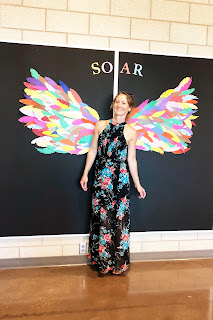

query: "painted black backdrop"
xmin=0 ymin=42 xmax=212 ymax=236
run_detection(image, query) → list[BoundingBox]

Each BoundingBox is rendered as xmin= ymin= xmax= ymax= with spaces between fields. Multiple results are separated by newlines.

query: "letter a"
xmin=120 ymin=62 xmax=131 ymax=74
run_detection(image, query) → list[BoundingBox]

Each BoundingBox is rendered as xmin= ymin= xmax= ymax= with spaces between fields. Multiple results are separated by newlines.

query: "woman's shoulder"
xmin=95 ymin=119 xmax=110 ymax=128
xmin=96 ymin=119 xmax=110 ymax=125
xmin=125 ymin=123 xmax=137 ymax=134
xmin=124 ymin=123 xmax=137 ymax=141
xmin=95 ymin=119 xmax=110 ymax=135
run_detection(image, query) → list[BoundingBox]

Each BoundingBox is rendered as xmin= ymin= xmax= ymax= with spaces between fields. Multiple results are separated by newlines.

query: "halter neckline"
xmin=110 ymin=119 xmax=126 ymax=126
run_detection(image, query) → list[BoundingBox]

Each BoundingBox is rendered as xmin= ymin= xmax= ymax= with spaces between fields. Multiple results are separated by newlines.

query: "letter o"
xmin=101 ymin=61 xmax=113 ymax=74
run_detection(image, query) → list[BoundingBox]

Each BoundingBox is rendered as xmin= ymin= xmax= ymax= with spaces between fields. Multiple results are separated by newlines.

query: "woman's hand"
xmin=135 ymin=184 xmax=146 ymax=199
xmin=80 ymin=174 xmax=88 ymax=191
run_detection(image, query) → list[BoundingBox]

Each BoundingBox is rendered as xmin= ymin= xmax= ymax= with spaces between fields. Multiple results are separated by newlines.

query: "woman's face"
xmin=113 ymin=94 xmax=131 ymax=117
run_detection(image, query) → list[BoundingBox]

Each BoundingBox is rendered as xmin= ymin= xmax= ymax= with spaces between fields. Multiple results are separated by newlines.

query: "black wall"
xmin=0 ymin=42 xmax=212 ymax=236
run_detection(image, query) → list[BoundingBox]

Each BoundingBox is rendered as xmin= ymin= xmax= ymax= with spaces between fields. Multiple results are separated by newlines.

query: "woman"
xmin=80 ymin=92 xmax=146 ymax=275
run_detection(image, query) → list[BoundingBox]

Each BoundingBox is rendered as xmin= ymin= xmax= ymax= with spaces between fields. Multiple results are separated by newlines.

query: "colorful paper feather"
xmin=127 ymin=77 xmax=199 ymax=154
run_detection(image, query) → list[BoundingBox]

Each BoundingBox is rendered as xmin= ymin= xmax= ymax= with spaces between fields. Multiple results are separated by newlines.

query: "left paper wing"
xmin=18 ymin=68 xmax=100 ymax=155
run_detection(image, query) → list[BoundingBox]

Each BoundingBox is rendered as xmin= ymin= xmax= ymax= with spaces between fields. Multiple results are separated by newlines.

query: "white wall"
xmin=1 ymin=231 xmax=213 ymax=262
xmin=0 ymin=0 xmax=213 ymax=56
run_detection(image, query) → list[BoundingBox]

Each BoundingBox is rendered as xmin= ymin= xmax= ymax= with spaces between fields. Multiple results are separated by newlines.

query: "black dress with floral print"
xmin=87 ymin=119 xmax=130 ymax=272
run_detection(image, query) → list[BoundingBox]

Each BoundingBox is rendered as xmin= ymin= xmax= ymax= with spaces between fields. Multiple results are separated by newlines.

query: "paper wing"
xmin=18 ymin=68 xmax=100 ymax=155
xmin=127 ymin=77 xmax=199 ymax=154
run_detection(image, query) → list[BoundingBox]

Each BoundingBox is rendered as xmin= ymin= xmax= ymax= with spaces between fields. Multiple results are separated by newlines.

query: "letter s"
xmin=91 ymin=62 xmax=101 ymax=75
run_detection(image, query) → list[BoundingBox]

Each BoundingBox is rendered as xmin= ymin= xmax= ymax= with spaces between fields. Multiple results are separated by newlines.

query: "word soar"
xmin=91 ymin=61 xmax=143 ymax=77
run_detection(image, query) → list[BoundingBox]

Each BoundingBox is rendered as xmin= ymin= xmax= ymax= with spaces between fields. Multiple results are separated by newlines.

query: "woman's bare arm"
xmin=127 ymin=128 xmax=146 ymax=199
xmin=80 ymin=121 xmax=102 ymax=191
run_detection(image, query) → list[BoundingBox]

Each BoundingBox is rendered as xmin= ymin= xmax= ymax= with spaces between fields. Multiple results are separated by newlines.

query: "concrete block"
xmin=188 ymin=44 xmax=213 ymax=57
xmin=23 ymin=0 xmax=67 ymax=9
xmin=111 ymin=0 xmax=150 ymax=19
xmin=171 ymin=22 xmax=207 ymax=45
xmin=190 ymin=3 xmax=213 ymax=25
xmin=150 ymin=41 xmax=187 ymax=55
xmin=152 ymin=0 xmax=189 ymax=22
xmin=68 ymin=0 xmax=109 ymax=14
xmin=0 ymin=247 xmax=19 ymax=259
xmin=63 ymin=245 xmax=80 ymax=255
xmin=143 ymin=240 xmax=179 ymax=252
xmin=68 ymin=34 xmax=109 ymax=48
xmin=90 ymin=14 xmax=130 ymax=38
xmin=0 ymin=27 xmax=22 ymax=41
xmin=46 ymin=10 xmax=89 ymax=34
xmin=110 ymin=37 xmax=149 ymax=52
xmin=20 ymin=246 xmax=62 ymax=258
xmin=23 ymin=30 xmax=66 ymax=44
xmin=1 ymin=5 xmax=45 ymax=30
xmin=131 ymin=19 xmax=170 ymax=41
xmin=180 ymin=240 xmax=213 ymax=250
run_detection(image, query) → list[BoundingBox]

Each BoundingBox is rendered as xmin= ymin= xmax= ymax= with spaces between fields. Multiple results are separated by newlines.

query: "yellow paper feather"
xmin=184 ymin=119 xmax=192 ymax=129
xmin=151 ymin=110 xmax=166 ymax=118
xmin=78 ymin=148 xmax=90 ymax=155
xmin=151 ymin=146 xmax=164 ymax=154
xmin=84 ymin=107 xmax=100 ymax=120
xmin=160 ymin=89 xmax=174 ymax=98
xmin=62 ymin=145 xmax=76 ymax=151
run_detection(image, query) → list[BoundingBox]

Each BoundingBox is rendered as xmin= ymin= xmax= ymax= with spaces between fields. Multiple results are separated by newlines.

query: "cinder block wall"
xmin=0 ymin=0 xmax=213 ymax=57
xmin=1 ymin=0 xmax=213 ymax=265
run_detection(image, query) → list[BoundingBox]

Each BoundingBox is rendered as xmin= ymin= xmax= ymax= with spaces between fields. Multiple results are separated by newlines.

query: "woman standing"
xmin=80 ymin=92 xmax=146 ymax=275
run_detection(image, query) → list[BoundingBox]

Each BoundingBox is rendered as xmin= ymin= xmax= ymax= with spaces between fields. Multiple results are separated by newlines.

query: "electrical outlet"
xmin=79 ymin=243 xmax=87 ymax=254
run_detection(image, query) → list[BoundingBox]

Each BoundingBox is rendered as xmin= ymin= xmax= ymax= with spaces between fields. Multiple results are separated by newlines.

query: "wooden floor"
xmin=1 ymin=259 xmax=213 ymax=319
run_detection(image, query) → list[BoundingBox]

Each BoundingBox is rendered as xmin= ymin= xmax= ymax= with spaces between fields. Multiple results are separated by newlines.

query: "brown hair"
xmin=110 ymin=91 xmax=136 ymax=121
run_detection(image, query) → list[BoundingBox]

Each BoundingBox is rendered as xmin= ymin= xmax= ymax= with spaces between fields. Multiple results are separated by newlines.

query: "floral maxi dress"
xmin=87 ymin=119 xmax=130 ymax=273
